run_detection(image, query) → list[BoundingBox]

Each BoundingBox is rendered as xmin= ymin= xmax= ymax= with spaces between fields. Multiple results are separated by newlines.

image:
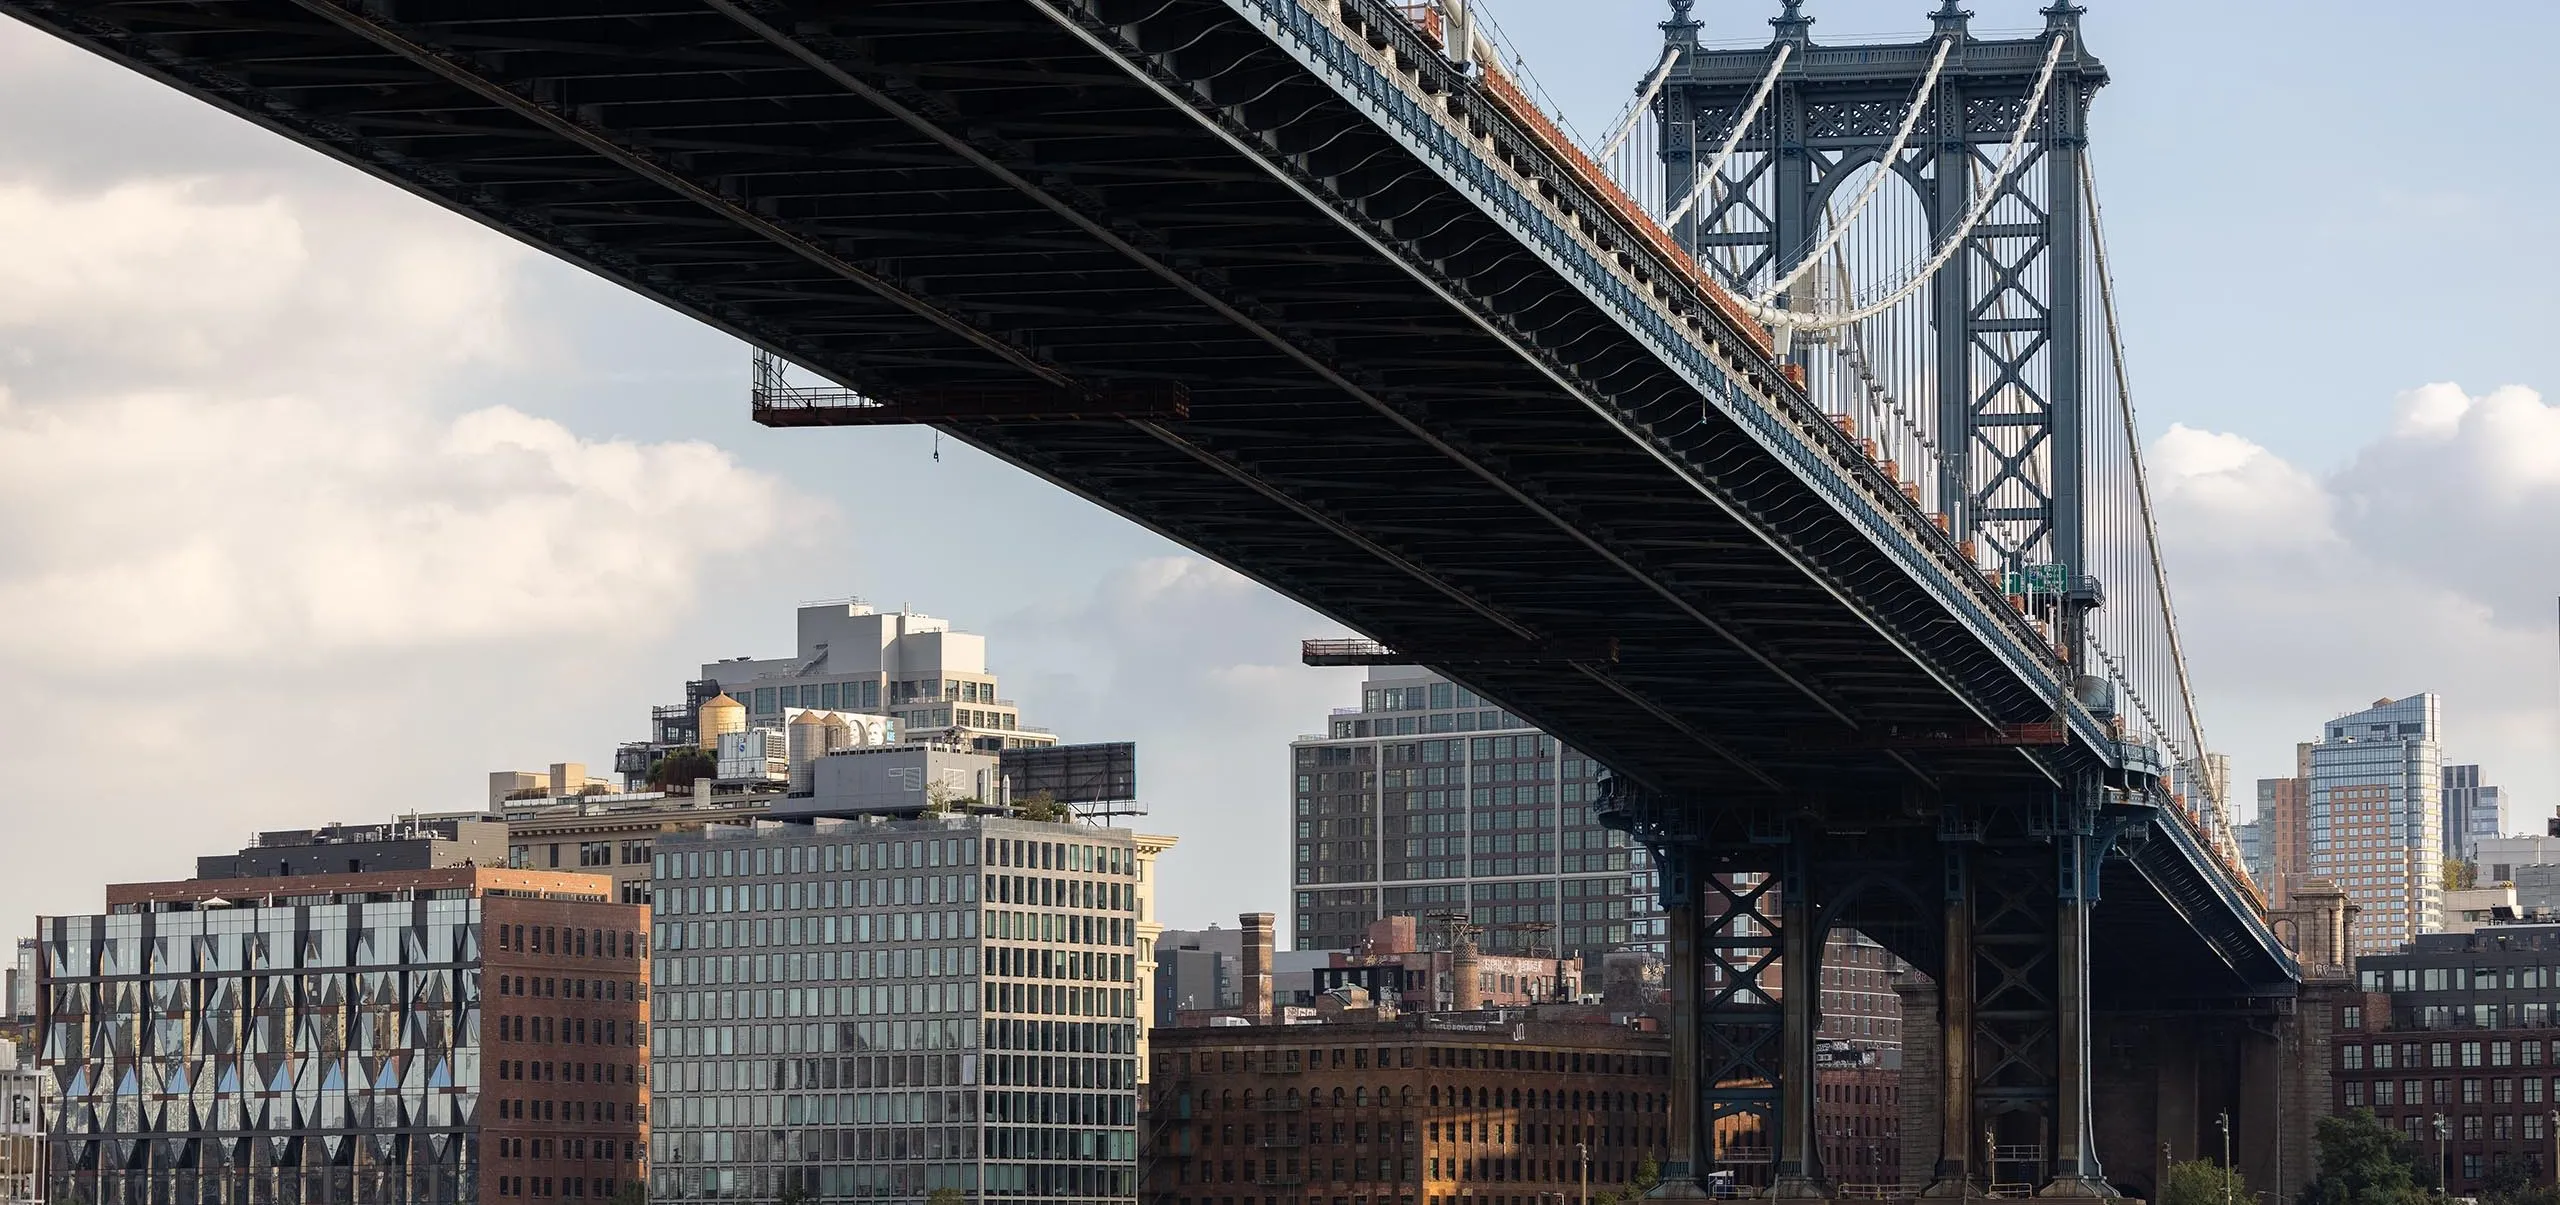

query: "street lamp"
xmin=2433 ymin=1114 xmax=2451 ymax=1195
xmin=1577 ymin=1142 xmax=1590 ymax=1205
xmin=2218 ymin=1112 xmax=2233 ymax=1205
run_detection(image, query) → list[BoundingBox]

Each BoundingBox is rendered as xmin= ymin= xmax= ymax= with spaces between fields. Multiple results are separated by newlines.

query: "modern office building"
xmin=33 ymin=834 xmax=647 ymax=1205
xmin=2306 ymin=695 xmax=2446 ymax=955
xmin=1289 ymin=667 xmax=1651 ymax=963
xmin=2443 ymin=765 xmax=2507 ymax=864
xmin=646 ymin=811 xmax=1170 ymax=1205
xmin=1141 ymin=1014 xmax=1674 ymax=1205
xmin=1288 ymin=668 xmax=1907 ymax=1055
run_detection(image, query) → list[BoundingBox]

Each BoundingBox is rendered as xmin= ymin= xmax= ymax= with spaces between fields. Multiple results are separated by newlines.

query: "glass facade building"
xmin=2309 ymin=695 xmax=2445 ymax=956
xmin=1289 ymin=668 xmax=1654 ymax=961
xmin=34 ymin=867 xmax=646 ymax=1205
xmin=647 ymin=814 xmax=1148 ymax=1205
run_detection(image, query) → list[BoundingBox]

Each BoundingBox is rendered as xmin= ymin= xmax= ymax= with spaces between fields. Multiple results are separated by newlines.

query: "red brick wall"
xmin=482 ymin=896 xmax=651 ymax=1203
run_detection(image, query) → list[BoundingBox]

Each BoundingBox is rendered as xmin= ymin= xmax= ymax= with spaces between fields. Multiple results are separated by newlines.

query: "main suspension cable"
xmin=1731 ymin=31 xmax=2066 ymax=333
xmin=1664 ymin=42 xmax=1792 ymax=229
xmin=1750 ymin=35 xmax=1953 ymax=308
xmin=1596 ymin=45 xmax=1680 ymax=165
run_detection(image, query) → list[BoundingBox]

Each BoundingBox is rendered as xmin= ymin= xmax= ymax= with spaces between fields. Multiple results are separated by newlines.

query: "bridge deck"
xmin=1 ymin=0 xmax=2292 ymax=994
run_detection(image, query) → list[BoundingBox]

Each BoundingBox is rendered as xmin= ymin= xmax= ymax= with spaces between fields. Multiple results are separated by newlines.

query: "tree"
xmin=646 ymin=748 xmax=716 ymax=790
xmin=2478 ymin=1155 xmax=2545 ymax=1205
xmin=1013 ymin=790 xmax=1070 ymax=823
xmin=2160 ymin=1159 xmax=2246 ymax=1205
xmin=607 ymin=1182 xmax=647 ymax=1205
xmin=2444 ymin=857 xmax=2480 ymax=891
xmin=1626 ymin=1155 xmax=1662 ymax=1199
xmin=927 ymin=1189 xmax=969 ymax=1205
xmin=2300 ymin=1109 xmax=2428 ymax=1205
xmin=776 ymin=1185 xmax=810 ymax=1205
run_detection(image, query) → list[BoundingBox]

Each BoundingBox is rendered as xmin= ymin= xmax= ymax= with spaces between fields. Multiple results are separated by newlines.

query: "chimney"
xmin=1451 ymin=936 xmax=1485 ymax=1011
xmin=1241 ymin=912 xmax=1275 ymax=1022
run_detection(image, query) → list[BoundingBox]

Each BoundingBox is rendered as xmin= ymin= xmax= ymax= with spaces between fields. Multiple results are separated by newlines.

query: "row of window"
xmin=493 ymin=1136 xmax=637 ymax=1164
xmin=2342 ymin=1077 xmax=2553 ymax=1107
xmin=2340 ymin=1037 xmax=2557 ymax=1069
xmin=493 ymin=1175 xmax=623 ymax=1199
xmin=494 ymin=974 xmax=638 ymax=1003
xmin=494 ymin=925 xmax=638 ymax=960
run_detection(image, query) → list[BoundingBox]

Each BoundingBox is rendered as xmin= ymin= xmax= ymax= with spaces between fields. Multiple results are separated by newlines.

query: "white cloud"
xmin=2160 ymin=383 xmax=2560 ymax=830
xmin=0 ymin=395 xmax=790 ymax=665
xmin=0 ymin=164 xmax=801 ymax=934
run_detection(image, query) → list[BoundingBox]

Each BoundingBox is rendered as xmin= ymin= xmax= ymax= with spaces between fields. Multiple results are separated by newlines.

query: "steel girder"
xmin=0 ymin=0 xmax=2290 ymax=996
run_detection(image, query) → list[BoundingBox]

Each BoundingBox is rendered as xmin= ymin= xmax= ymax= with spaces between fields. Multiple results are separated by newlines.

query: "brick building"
xmin=2329 ymin=922 xmax=2560 ymax=1193
xmin=36 ymin=848 xmax=648 ymax=1204
xmin=1143 ymin=1017 xmax=1672 ymax=1205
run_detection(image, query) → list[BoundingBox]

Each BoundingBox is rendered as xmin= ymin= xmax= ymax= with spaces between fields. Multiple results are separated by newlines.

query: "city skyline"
xmin=2 ymin=0 xmax=2557 ymax=956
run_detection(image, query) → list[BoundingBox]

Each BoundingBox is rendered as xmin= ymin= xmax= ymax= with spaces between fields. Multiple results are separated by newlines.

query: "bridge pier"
xmin=1770 ymin=844 xmax=1831 ymax=1202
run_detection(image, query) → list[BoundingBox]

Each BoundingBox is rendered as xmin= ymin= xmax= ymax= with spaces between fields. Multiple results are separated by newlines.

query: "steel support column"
xmin=1656 ymin=841 xmax=1709 ymax=1195
xmin=1771 ymin=840 xmax=1829 ymax=1200
xmin=1925 ymin=847 xmax=1978 ymax=1198
xmin=2044 ymin=790 xmax=2122 ymax=1198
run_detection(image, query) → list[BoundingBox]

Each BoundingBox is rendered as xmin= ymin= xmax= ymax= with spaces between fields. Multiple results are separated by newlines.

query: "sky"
xmin=1 ymin=1 xmax=2555 ymax=950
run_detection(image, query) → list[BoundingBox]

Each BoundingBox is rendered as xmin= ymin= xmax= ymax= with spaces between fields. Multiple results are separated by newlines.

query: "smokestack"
xmin=1241 ymin=913 xmax=1275 ymax=1022
xmin=1452 ymin=935 xmax=1485 ymax=1011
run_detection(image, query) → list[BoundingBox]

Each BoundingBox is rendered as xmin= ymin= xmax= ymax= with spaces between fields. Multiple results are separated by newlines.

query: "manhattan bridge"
xmin=1 ymin=0 xmax=2339 ymax=1199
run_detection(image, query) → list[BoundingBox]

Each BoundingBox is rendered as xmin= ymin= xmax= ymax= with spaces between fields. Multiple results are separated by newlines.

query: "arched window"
xmin=1219 ymin=1090 xmax=1232 ymax=1111
xmin=1242 ymin=1090 xmax=1256 ymax=1109
xmin=1461 ymin=1087 xmax=1473 ymax=1108
xmin=1289 ymin=1089 xmax=1303 ymax=1109
xmin=1429 ymin=1086 xmax=1440 ymax=1107
xmin=1331 ymin=1087 xmax=1345 ymax=1107
xmin=1355 ymin=1087 xmax=1368 ymax=1107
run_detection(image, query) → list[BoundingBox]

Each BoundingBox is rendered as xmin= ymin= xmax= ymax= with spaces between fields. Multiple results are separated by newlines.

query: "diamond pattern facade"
xmin=38 ymin=868 xmax=647 ymax=1205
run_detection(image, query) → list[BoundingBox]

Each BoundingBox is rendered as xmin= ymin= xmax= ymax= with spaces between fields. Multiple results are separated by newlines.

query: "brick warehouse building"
xmin=1143 ymin=1017 xmax=1671 ymax=1205
xmin=35 ymin=860 xmax=648 ymax=1205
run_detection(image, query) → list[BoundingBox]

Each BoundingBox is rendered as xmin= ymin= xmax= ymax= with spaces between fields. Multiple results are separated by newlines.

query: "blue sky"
xmin=0 ymin=1 xmax=2552 ymax=942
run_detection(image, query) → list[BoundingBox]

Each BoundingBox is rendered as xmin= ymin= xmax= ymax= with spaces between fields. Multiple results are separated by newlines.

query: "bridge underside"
xmin=6 ymin=0 xmax=2300 ymax=1190
xmin=5 ymin=0 xmax=2282 ymax=992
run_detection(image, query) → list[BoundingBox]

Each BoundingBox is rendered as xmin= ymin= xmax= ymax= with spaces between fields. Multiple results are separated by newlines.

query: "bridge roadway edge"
xmin=0 ymin=0 xmax=2292 ymax=1025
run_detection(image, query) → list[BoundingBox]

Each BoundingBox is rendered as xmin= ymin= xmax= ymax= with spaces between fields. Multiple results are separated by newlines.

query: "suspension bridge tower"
xmin=1621 ymin=4 xmax=2159 ymax=1203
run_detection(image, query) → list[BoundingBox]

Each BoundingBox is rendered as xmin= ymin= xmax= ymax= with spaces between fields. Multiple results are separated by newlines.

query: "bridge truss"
xmin=0 ymin=0 xmax=2293 ymax=1199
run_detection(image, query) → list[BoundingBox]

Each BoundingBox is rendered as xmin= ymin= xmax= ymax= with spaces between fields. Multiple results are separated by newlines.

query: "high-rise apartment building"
xmin=2241 ymin=743 xmax=2316 ymax=908
xmin=34 ymin=828 xmax=648 ymax=1205
xmin=2442 ymin=764 xmax=2506 ymax=863
xmin=2306 ymin=695 xmax=2446 ymax=955
xmin=1289 ymin=668 xmax=1649 ymax=962
xmin=646 ymin=811 xmax=1169 ymax=1205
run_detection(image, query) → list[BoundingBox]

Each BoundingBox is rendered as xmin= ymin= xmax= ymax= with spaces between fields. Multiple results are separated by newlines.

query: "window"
xmin=2342 ymin=1045 xmax=2365 ymax=1070
xmin=2460 ymin=1079 xmax=2482 ymax=1104
xmin=580 ymin=842 xmax=614 ymax=867
xmin=2434 ymin=1043 xmax=2455 ymax=1068
xmin=2462 ymin=1041 xmax=2484 ymax=1068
